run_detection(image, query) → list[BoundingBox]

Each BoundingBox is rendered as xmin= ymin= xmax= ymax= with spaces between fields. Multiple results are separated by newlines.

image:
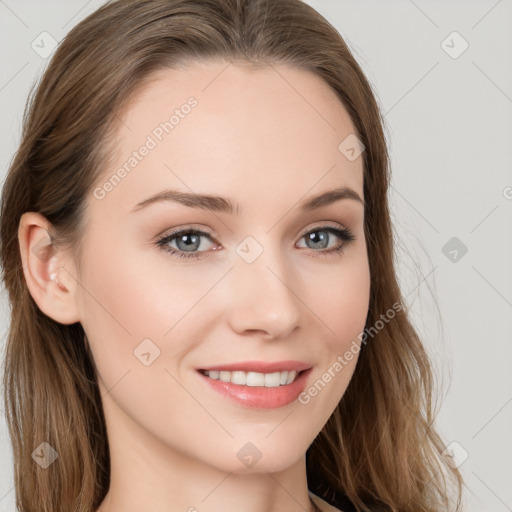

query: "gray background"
xmin=1 ymin=1 xmax=511 ymax=511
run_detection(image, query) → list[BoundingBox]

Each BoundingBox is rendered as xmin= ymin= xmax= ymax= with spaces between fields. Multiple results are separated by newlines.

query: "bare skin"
xmin=19 ymin=60 xmax=370 ymax=512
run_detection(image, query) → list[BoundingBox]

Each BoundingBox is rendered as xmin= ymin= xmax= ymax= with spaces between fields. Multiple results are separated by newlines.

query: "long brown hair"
xmin=0 ymin=0 xmax=463 ymax=510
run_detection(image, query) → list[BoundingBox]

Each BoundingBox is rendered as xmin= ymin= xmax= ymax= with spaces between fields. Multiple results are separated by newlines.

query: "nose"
xmin=226 ymin=248 xmax=302 ymax=340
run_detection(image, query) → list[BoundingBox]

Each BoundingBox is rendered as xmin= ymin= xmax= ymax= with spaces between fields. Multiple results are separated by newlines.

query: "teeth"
xmin=203 ymin=369 xmax=299 ymax=387
xmin=219 ymin=371 xmax=231 ymax=383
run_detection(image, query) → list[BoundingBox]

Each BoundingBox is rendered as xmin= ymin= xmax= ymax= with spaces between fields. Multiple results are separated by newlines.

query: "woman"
xmin=0 ymin=0 xmax=464 ymax=511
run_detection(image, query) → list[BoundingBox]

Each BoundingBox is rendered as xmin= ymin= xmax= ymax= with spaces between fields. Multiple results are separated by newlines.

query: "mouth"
xmin=195 ymin=360 xmax=313 ymax=408
xmin=197 ymin=368 xmax=307 ymax=387
xmin=196 ymin=366 xmax=313 ymax=409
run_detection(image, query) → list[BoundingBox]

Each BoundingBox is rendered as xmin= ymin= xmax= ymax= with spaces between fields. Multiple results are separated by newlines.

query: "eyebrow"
xmin=130 ymin=186 xmax=364 ymax=214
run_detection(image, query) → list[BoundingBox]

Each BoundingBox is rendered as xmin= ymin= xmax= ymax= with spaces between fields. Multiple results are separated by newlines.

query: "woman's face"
xmin=76 ymin=60 xmax=370 ymax=473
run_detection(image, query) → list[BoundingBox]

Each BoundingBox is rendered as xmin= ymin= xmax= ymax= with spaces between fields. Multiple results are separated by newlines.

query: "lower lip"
xmin=197 ymin=368 xmax=313 ymax=409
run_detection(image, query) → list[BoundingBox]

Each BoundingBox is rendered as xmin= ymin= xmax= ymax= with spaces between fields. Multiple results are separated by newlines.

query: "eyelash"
xmin=155 ymin=224 xmax=356 ymax=261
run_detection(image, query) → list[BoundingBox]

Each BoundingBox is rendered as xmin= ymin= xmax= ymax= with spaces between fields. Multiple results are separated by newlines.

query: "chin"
xmin=207 ymin=439 xmax=307 ymax=475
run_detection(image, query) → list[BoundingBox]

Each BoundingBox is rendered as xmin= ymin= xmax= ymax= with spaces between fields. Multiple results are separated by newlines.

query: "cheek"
xmin=76 ymin=239 xmax=227 ymax=389
xmin=332 ymin=271 xmax=370 ymax=344
xmin=306 ymin=254 xmax=370 ymax=404
xmin=78 ymin=238 xmax=203 ymax=335
xmin=313 ymin=253 xmax=371 ymax=348
xmin=76 ymin=242 xmax=165 ymax=379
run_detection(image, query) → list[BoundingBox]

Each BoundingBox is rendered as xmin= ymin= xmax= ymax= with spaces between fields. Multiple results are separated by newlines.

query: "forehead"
xmin=95 ymin=60 xmax=364 ymax=216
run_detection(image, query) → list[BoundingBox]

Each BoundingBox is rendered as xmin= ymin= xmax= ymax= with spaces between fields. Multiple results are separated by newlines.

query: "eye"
xmin=155 ymin=228 xmax=218 ymax=260
xmin=155 ymin=224 xmax=356 ymax=260
xmin=296 ymin=224 xmax=355 ymax=258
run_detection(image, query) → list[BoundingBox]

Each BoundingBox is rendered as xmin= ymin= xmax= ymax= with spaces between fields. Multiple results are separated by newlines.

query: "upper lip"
xmin=198 ymin=360 xmax=311 ymax=373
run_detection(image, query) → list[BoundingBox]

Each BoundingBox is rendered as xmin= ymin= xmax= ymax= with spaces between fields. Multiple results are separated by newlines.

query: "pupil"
xmin=178 ymin=233 xmax=199 ymax=251
xmin=308 ymin=231 xmax=327 ymax=249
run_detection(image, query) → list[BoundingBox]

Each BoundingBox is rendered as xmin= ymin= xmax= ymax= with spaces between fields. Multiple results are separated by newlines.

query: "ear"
xmin=18 ymin=212 xmax=81 ymax=325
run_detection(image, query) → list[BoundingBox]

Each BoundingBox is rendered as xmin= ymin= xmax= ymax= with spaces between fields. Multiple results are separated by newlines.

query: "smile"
xmin=199 ymin=369 xmax=301 ymax=387
xmin=197 ymin=367 xmax=312 ymax=409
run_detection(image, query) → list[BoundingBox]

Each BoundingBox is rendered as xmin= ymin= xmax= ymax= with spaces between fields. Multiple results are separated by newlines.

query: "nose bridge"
xmin=226 ymin=238 xmax=302 ymax=338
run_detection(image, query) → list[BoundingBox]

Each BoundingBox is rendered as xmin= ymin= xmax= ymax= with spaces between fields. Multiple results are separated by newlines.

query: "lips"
xmin=195 ymin=360 xmax=313 ymax=408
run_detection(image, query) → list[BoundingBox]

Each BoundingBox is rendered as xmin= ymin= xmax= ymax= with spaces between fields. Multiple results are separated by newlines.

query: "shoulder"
xmin=308 ymin=490 xmax=347 ymax=512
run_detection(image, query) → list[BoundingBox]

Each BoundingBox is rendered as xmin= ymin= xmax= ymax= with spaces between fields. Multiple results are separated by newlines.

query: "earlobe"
xmin=18 ymin=212 xmax=81 ymax=325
